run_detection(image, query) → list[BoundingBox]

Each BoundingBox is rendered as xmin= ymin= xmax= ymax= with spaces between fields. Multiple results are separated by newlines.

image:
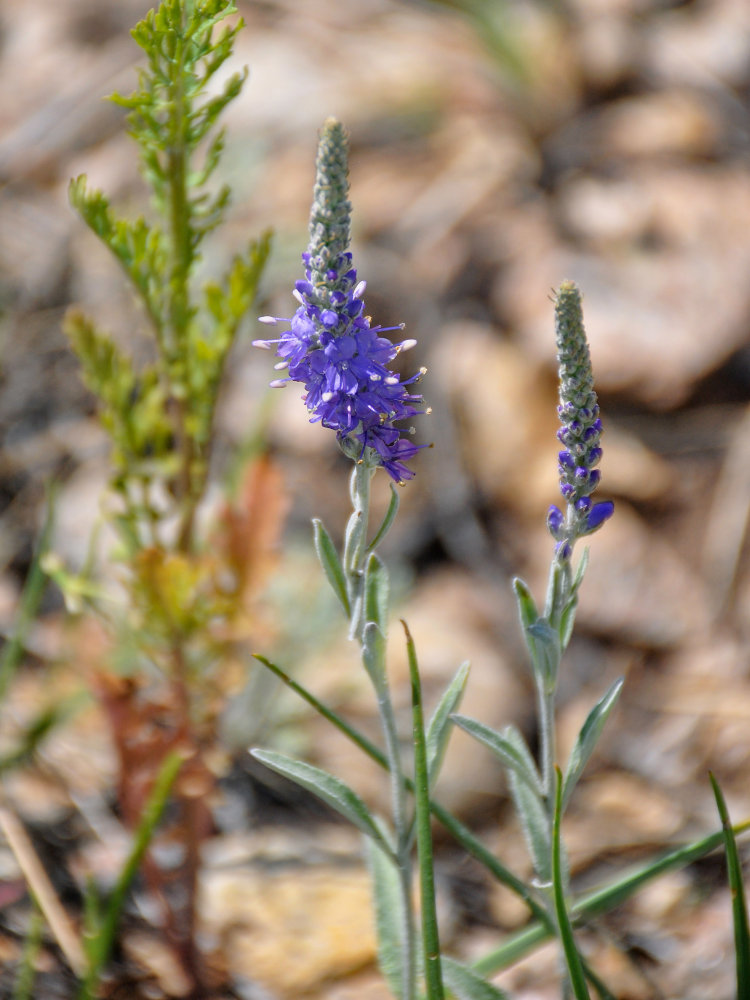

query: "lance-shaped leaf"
xmin=313 ymin=518 xmax=350 ymax=617
xmin=364 ymin=551 xmax=389 ymax=636
xmin=526 ymin=618 xmax=561 ymax=694
xmin=561 ymin=677 xmax=624 ymax=812
xmin=710 ymin=772 xmax=750 ymax=998
xmin=512 ymin=576 xmax=539 ymax=631
xmin=366 ymin=835 xmax=406 ymax=999
xmin=451 ymin=716 xmax=543 ymax=798
xmin=367 ymin=483 xmax=400 ymax=554
xmin=426 ymin=661 xmax=470 ymax=786
xmin=559 ymin=548 xmax=590 ymax=651
xmin=441 ymin=957 xmax=511 ymax=1000
xmin=508 ymin=765 xmax=551 ymax=885
xmin=250 ymin=749 xmax=394 ymax=858
xmin=362 ymin=620 xmax=387 ymax=690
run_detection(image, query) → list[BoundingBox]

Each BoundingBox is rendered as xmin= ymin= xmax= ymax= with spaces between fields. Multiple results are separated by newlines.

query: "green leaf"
xmin=250 ymin=749 xmax=393 ymax=857
xmin=561 ymin=677 xmax=624 ymax=812
xmin=79 ymin=750 xmax=183 ymax=1000
xmin=441 ymin=957 xmax=511 ymax=1000
xmin=525 ymin=618 xmax=561 ymax=693
xmin=552 ymin=768 xmax=590 ymax=1000
xmin=512 ymin=576 xmax=539 ymax=631
xmin=451 ymin=716 xmax=542 ymax=797
xmin=252 ymin=653 xmax=552 ymax=929
xmin=367 ymin=483 xmax=400 ymax=553
xmin=508 ymin=765 xmax=551 ymax=884
xmin=426 ymin=662 xmax=470 ymax=786
xmin=367 ymin=835 xmax=406 ymax=999
xmin=559 ymin=549 xmax=589 ymax=651
xmin=364 ymin=552 xmax=389 ymax=636
xmin=362 ymin=621 xmax=388 ymax=689
xmin=313 ymin=519 xmax=350 ymax=617
xmin=710 ymin=772 xmax=750 ymax=998
xmin=474 ymin=817 xmax=750 ymax=977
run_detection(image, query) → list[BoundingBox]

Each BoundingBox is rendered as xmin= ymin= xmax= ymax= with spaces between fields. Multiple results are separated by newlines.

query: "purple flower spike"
xmin=255 ymin=119 xmax=426 ymax=484
xmin=550 ymin=281 xmax=613 ymax=558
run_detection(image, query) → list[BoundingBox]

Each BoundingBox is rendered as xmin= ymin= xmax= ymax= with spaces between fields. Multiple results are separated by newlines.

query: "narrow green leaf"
xmin=312 ymin=518 xmax=350 ymax=617
xmin=79 ymin=750 xmax=183 ymax=1000
xmin=362 ymin=621 xmax=388 ymax=689
xmin=441 ymin=957 xmax=510 ymax=1000
xmin=367 ymin=832 xmax=406 ymax=998
xmin=508 ymin=766 xmax=551 ymax=884
xmin=561 ymin=677 xmax=624 ymax=812
xmin=525 ymin=618 xmax=561 ymax=693
xmin=474 ymin=820 xmax=750 ymax=977
xmin=710 ymin=773 xmax=750 ymax=998
xmin=367 ymin=483 xmax=400 ymax=554
xmin=12 ymin=898 xmax=43 ymax=1000
xmin=572 ymin=547 xmax=590 ymax=592
xmin=426 ymin=662 xmax=470 ymax=786
xmin=364 ymin=552 xmax=389 ymax=635
xmin=0 ymin=487 xmax=56 ymax=701
xmin=552 ymin=768 xmax=590 ymax=1000
xmin=512 ymin=577 xmax=539 ymax=630
xmin=559 ymin=549 xmax=589 ymax=651
xmin=250 ymin=749 xmax=393 ymax=857
xmin=404 ymin=621 xmax=445 ymax=1000
xmin=451 ymin=716 xmax=542 ymax=797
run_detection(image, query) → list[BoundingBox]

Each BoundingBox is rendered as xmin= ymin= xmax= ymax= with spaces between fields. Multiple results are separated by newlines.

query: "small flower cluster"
xmin=254 ymin=119 xmax=426 ymax=484
xmin=547 ymin=281 xmax=613 ymax=558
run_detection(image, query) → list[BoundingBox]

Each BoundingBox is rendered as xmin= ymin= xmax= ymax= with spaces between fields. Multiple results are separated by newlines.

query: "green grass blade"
xmin=12 ymin=899 xmax=44 ymax=1000
xmin=710 ymin=772 xmax=750 ymax=998
xmin=552 ymin=767 xmax=590 ymax=999
xmin=404 ymin=620 xmax=445 ymax=1000
xmin=78 ymin=750 xmax=183 ymax=1000
xmin=0 ymin=486 xmax=56 ymax=701
xmin=475 ymin=818 xmax=750 ymax=975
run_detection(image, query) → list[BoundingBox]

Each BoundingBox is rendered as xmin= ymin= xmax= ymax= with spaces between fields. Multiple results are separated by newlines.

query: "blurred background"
xmin=1 ymin=0 xmax=750 ymax=997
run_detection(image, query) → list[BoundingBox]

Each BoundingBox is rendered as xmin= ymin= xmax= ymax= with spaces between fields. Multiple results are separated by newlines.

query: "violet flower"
xmin=254 ymin=118 xmax=426 ymax=484
xmin=547 ymin=281 xmax=613 ymax=557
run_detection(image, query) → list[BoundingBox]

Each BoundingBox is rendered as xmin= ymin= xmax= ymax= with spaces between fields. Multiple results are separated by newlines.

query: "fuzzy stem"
xmin=346 ymin=464 xmax=416 ymax=1000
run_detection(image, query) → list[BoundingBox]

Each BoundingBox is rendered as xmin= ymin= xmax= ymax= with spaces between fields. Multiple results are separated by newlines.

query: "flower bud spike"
xmin=548 ymin=281 xmax=613 ymax=552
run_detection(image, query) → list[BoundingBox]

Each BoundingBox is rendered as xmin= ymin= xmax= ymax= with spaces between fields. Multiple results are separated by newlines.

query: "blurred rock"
xmin=201 ymin=861 xmax=375 ymax=997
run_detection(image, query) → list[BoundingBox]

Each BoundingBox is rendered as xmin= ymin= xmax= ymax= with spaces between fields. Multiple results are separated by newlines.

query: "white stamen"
xmin=353 ymin=280 xmax=367 ymax=299
xmin=397 ymin=338 xmax=417 ymax=352
xmin=293 ymin=289 xmax=304 ymax=304
xmin=258 ymin=315 xmax=278 ymax=325
xmin=252 ymin=339 xmax=275 ymax=348
xmin=269 ymin=379 xmax=287 ymax=389
xmin=274 ymin=361 xmax=288 ymax=370
xmin=322 ymin=391 xmax=334 ymax=402
xmin=385 ymin=376 xmax=399 ymax=385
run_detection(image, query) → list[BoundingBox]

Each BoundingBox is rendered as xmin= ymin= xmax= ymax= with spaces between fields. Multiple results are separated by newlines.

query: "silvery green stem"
xmin=345 ymin=461 xmax=416 ymax=1000
xmin=343 ymin=463 xmax=372 ymax=640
